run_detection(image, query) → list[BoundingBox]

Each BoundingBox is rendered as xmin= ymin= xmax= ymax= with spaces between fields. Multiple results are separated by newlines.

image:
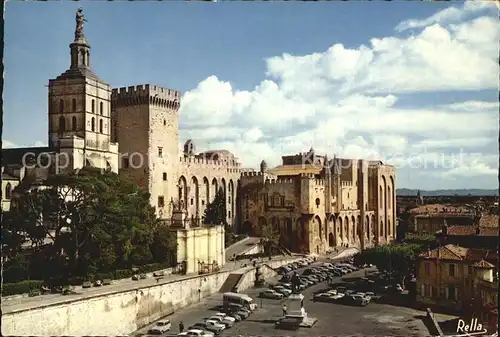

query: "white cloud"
xmin=394 ymin=0 xmax=497 ymax=32
xmin=178 ymin=4 xmax=498 ymax=189
xmin=3 ymin=140 xmax=18 ymax=148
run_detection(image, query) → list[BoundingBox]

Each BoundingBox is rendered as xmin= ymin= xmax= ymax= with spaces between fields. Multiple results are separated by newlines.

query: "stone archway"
xmin=365 ymin=215 xmax=370 ymax=241
xmin=344 ymin=216 xmax=349 ymax=245
xmin=242 ymin=220 xmax=253 ymax=235
xmin=328 ymin=233 xmax=334 ymax=247
xmin=190 ymin=176 xmax=199 ymax=217
xmin=337 ymin=217 xmax=343 ymax=247
xmin=257 ymin=217 xmax=267 ymax=236
xmin=211 ymin=178 xmax=218 ymax=202
xmin=178 ymin=175 xmax=188 ymax=208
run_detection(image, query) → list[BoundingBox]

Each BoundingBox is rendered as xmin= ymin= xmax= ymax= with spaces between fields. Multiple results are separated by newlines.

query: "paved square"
xmin=134 ymin=269 xmax=430 ymax=337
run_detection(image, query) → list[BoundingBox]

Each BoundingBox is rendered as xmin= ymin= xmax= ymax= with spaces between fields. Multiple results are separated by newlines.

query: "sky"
xmin=3 ymin=1 xmax=499 ymax=190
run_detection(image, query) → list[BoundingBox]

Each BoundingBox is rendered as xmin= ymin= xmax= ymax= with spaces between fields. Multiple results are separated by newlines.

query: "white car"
xmin=178 ymin=329 xmax=214 ymax=337
xmin=205 ymin=319 xmax=226 ymax=331
xmin=273 ymin=286 xmax=292 ymax=296
xmin=209 ymin=315 xmax=235 ymax=327
xmin=152 ymin=319 xmax=171 ymax=333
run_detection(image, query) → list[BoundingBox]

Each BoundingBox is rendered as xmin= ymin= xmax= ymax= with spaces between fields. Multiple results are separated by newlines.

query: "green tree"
xmin=203 ymin=187 xmax=226 ymax=226
xmin=203 ymin=188 xmax=238 ymax=248
xmin=260 ymin=223 xmax=280 ymax=256
xmin=9 ymin=167 xmax=168 ymax=281
xmin=354 ymin=244 xmax=425 ymax=283
xmin=150 ymin=226 xmax=178 ymax=265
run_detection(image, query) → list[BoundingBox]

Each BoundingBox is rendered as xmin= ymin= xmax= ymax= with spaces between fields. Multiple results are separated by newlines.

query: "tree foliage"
xmin=203 ymin=187 xmax=226 ymax=226
xmin=3 ymin=167 xmax=177 ymax=283
xmin=353 ymin=244 xmax=426 ymax=281
xmin=260 ymin=223 xmax=280 ymax=255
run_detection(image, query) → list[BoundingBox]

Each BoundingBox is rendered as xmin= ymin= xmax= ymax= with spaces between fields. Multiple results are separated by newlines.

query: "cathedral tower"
xmin=47 ymin=8 xmax=119 ymax=172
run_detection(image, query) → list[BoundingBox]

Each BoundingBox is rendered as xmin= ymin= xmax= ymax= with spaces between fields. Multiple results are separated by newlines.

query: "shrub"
xmin=113 ymin=269 xmax=135 ymax=280
xmin=2 ymin=280 xmax=44 ymax=297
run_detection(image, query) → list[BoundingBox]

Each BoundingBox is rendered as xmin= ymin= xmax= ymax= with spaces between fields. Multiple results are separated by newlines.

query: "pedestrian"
xmin=179 ymin=321 xmax=184 ymax=333
xmin=282 ymin=304 xmax=287 ymax=317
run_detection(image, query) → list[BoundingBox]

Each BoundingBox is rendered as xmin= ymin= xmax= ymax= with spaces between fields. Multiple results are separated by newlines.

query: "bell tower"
xmin=47 ymin=8 xmax=119 ymax=172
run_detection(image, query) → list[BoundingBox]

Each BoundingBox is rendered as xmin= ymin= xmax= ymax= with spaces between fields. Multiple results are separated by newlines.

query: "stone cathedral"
xmin=2 ymin=9 xmax=396 ymax=257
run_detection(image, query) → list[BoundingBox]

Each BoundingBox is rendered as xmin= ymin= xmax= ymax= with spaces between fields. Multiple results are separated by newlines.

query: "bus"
xmin=222 ymin=292 xmax=257 ymax=311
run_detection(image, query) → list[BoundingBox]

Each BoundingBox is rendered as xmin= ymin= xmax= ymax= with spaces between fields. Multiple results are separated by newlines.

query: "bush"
xmin=113 ymin=269 xmax=135 ymax=280
xmin=137 ymin=262 xmax=171 ymax=274
xmin=2 ymin=280 xmax=44 ymax=297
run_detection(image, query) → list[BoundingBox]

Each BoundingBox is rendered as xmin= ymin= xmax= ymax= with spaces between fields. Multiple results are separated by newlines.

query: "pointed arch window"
xmin=99 ymin=119 xmax=103 ymax=133
xmin=59 ymin=99 xmax=64 ymax=112
xmin=100 ymin=102 xmax=104 ymax=115
xmin=72 ymin=116 xmax=77 ymax=131
xmin=5 ymin=183 xmax=12 ymax=199
xmin=72 ymin=98 xmax=76 ymax=112
xmin=91 ymin=99 xmax=95 ymax=113
xmin=91 ymin=117 xmax=95 ymax=132
xmin=59 ymin=116 xmax=66 ymax=132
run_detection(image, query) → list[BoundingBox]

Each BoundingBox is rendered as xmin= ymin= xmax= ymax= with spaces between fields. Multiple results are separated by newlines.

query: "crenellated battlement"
xmin=264 ymin=178 xmax=295 ymax=185
xmin=241 ymin=171 xmax=264 ymax=177
xmin=179 ymin=156 xmax=241 ymax=169
xmin=111 ymin=84 xmax=181 ymax=109
xmin=341 ymin=181 xmax=353 ymax=187
xmin=300 ymin=173 xmax=316 ymax=179
xmin=315 ymin=179 xmax=324 ymax=186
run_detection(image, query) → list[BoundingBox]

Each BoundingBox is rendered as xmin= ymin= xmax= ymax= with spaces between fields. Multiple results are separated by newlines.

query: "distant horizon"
xmin=3 ymin=1 xmax=499 ymax=190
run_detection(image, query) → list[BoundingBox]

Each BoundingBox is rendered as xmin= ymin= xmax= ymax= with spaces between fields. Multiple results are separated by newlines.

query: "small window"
xmin=91 ymin=117 xmax=95 ymax=132
xmin=190 ymin=198 xmax=194 ymax=205
xmin=59 ymin=99 xmax=64 ymax=112
xmin=158 ymin=196 xmax=165 ymax=207
xmin=123 ymin=158 xmax=130 ymax=168
xmin=202 ymin=200 xmax=205 ymax=206
xmin=72 ymin=98 xmax=76 ymax=112
xmin=72 ymin=116 xmax=77 ymax=131
xmin=449 ymin=264 xmax=455 ymax=277
xmin=100 ymin=102 xmax=104 ymax=115
xmin=163 ymin=172 xmax=167 ymax=181
xmin=59 ymin=116 xmax=66 ymax=132
xmin=91 ymin=99 xmax=95 ymax=113
xmin=99 ymin=119 xmax=103 ymax=133
xmin=425 ymin=262 xmax=430 ymax=275
xmin=228 ymin=211 xmax=231 ymax=218
xmin=158 ymin=147 xmax=163 ymax=157
xmin=5 ymin=183 xmax=12 ymax=199
xmin=163 ymin=119 xmax=166 ymax=126
xmin=315 ymin=198 xmax=320 ymax=207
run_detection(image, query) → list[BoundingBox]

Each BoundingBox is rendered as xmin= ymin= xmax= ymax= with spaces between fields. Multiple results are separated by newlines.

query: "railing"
xmin=160 ymin=217 xmax=208 ymax=228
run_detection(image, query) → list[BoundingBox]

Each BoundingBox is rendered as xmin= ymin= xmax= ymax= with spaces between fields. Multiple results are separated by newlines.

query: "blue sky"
xmin=4 ymin=1 xmax=499 ymax=190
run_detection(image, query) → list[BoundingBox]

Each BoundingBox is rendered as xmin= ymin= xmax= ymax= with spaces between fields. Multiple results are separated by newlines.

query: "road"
xmin=225 ymin=236 xmax=261 ymax=261
xmin=133 ymin=262 xmax=430 ymax=337
xmin=1 ymin=254 xmax=292 ymax=314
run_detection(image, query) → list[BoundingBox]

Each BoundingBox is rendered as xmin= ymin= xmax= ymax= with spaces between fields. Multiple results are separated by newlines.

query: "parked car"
xmin=209 ymin=315 xmax=235 ymax=328
xmin=260 ymin=289 xmax=284 ymax=299
xmin=189 ymin=322 xmax=223 ymax=334
xmin=275 ymin=317 xmax=301 ymax=330
xmin=152 ymin=320 xmax=171 ymax=333
xmin=273 ymin=286 xmax=292 ymax=297
xmin=204 ymin=320 xmax=226 ymax=332
xmin=344 ymin=294 xmax=370 ymax=306
xmin=178 ymin=329 xmax=215 ymax=337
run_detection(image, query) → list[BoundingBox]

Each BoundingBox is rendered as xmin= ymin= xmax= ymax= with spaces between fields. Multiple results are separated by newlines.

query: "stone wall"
xmin=2 ymin=257 xmax=301 ymax=336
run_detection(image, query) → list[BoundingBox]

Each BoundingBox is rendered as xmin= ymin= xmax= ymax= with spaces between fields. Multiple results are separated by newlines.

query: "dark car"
xmin=275 ymin=317 xmax=301 ymax=330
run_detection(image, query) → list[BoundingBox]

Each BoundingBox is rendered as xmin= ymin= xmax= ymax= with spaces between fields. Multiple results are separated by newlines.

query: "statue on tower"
xmin=75 ymin=8 xmax=87 ymax=40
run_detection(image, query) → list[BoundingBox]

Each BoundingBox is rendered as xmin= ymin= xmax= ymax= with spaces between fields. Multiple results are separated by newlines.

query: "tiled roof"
xmin=267 ymin=164 xmax=322 ymax=176
xmin=472 ymin=260 xmax=494 ymax=268
xmin=419 ymin=244 xmax=498 ymax=264
xmin=441 ymin=225 xmax=499 ymax=236
xmin=479 ymin=215 xmax=499 ymax=228
xmin=409 ymin=204 xmax=473 ymax=215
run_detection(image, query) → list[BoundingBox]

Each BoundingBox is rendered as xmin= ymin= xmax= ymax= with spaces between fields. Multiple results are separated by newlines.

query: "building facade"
xmin=408 ymin=204 xmax=476 ymax=235
xmin=238 ymin=149 xmax=396 ymax=254
xmin=416 ymin=244 xmax=498 ymax=315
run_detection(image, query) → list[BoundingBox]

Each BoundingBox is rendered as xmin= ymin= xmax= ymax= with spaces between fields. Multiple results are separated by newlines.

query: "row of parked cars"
xmin=313 ymin=287 xmax=374 ymax=306
xmin=260 ymin=260 xmax=360 ymax=300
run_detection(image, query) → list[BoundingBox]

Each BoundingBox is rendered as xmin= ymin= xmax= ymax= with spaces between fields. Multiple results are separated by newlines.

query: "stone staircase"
xmin=218 ymin=273 xmax=244 ymax=293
